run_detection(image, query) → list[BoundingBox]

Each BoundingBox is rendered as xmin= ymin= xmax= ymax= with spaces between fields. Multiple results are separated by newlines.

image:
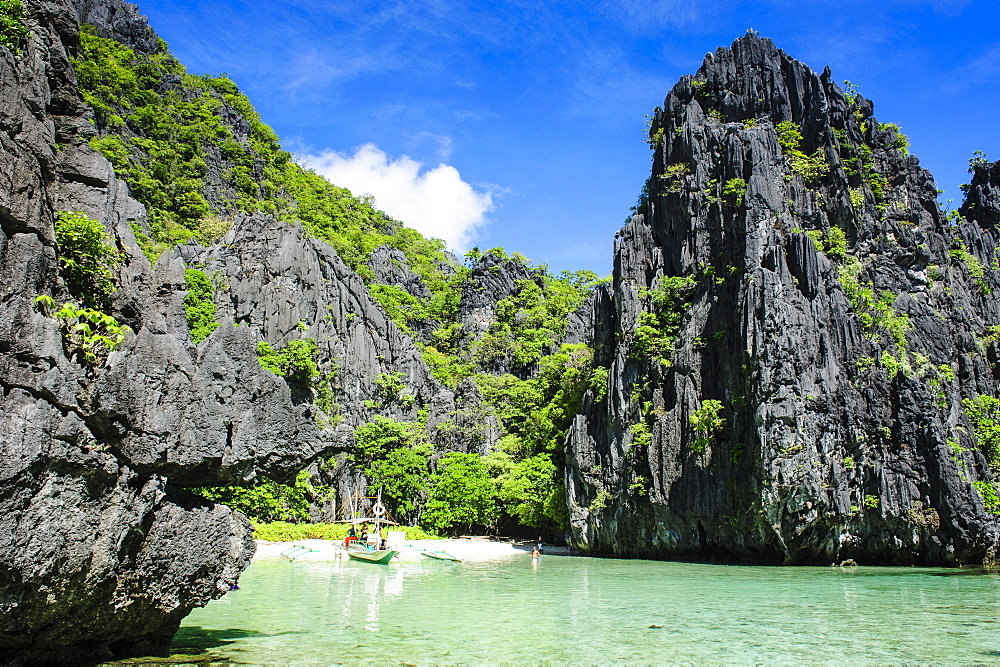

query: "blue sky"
xmin=137 ymin=0 xmax=999 ymax=276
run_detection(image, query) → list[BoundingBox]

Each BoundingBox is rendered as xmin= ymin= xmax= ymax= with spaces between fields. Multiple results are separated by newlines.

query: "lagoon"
xmin=171 ymin=551 xmax=1000 ymax=663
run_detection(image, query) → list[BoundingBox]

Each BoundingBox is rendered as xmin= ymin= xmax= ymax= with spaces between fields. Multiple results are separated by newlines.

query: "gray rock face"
xmin=565 ymin=34 xmax=1000 ymax=565
xmin=0 ymin=0 xmax=327 ymax=661
xmin=72 ymin=0 xmax=160 ymax=54
xmin=368 ymin=244 xmax=433 ymax=301
xmin=458 ymin=251 xmax=537 ymax=341
xmin=961 ymin=159 xmax=1000 ymax=231
xmin=178 ymin=215 xmax=460 ymax=434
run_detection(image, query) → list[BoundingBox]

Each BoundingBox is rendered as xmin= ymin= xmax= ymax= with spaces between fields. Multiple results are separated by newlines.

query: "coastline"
xmin=252 ymin=538 xmax=569 ymax=562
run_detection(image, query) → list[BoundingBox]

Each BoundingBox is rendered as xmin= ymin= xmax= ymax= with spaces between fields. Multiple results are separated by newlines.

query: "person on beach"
xmin=532 ymin=547 xmax=540 ymax=559
xmin=537 ymin=538 xmax=544 ymax=553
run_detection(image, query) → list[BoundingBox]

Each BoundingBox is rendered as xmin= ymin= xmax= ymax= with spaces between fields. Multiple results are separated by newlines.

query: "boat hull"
xmin=347 ymin=549 xmax=398 ymax=564
xmin=419 ymin=550 xmax=461 ymax=562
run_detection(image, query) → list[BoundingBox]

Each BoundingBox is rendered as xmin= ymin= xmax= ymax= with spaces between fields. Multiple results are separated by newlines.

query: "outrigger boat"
xmin=342 ymin=491 xmax=400 ymax=565
xmin=415 ymin=548 xmax=462 ymax=562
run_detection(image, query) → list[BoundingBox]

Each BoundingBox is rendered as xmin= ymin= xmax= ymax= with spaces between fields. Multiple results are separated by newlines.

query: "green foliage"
xmin=644 ymin=112 xmax=664 ymax=150
xmin=806 ymin=230 xmax=823 ymax=253
xmin=477 ymin=344 xmax=595 ymax=458
xmin=183 ymin=268 xmax=219 ymax=343
xmin=365 ymin=447 xmax=429 ymax=519
xmin=843 ymin=456 xmax=856 ymax=470
xmin=35 ymin=295 xmax=127 ymax=366
xmin=723 ymin=178 xmax=747 ymax=207
xmin=590 ymin=366 xmax=609 ymax=402
xmin=878 ymin=122 xmax=910 ymax=156
xmin=53 ymin=211 xmax=123 ymax=310
xmin=257 ymin=338 xmax=320 ymax=385
xmin=253 ymin=521 xmax=346 ymax=541
xmin=422 ymin=453 xmax=499 ymax=533
xmin=630 ymin=422 xmax=652 ymax=452
xmin=842 ymin=80 xmax=860 ymax=106
xmin=589 ymin=489 xmax=611 ymax=513
xmin=659 ymin=163 xmax=690 ymax=194
xmin=351 ymin=416 xmax=429 ymax=520
xmin=969 ymin=150 xmax=990 ymax=172
xmin=775 ymin=121 xmax=803 ymax=152
xmin=806 ymin=227 xmax=848 ymax=261
xmin=475 ymin=273 xmax=591 ymax=370
xmin=0 ymin=0 xmax=29 ymax=53
xmin=880 ymin=350 xmax=901 ymax=380
xmin=369 ymin=284 xmax=426 ymax=334
xmin=972 ymin=481 xmax=1000 ymax=515
xmin=863 ymin=494 xmax=880 ymax=510
xmin=839 ymin=257 xmax=910 ymax=356
xmin=252 ymin=521 xmax=443 ymax=541
xmin=950 ymin=241 xmax=985 ymax=286
xmin=849 ymin=188 xmax=864 ymax=209
xmin=493 ymin=452 xmax=560 ymax=529
xmin=774 ymin=121 xmax=829 ymax=183
xmin=630 ymin=276 xmax=697 ymax=362
xmin=963 ymin=395 xmax=1000 ymax=473
xmin=855 ymin=145 xmax=888 ymax=204
xmin=256 ymin=337 xmax=335 ymax=421
xmin=373 ymin=371 xmax=406 ymax=401
xmin=690 ymin=399 xmax=725 ymax=452
xmin=74 ymin=26 xmax=263 ymax=245
xmin=418 ymin=342 xmax=477 ymax=389
xmin=196 ymin=470 xmax=327 ymax=523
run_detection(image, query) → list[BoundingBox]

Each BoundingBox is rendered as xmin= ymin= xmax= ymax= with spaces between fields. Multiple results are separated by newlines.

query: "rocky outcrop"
xmin=565 ymin=34 xmax=1000 ymax=565
xmin=72 ymin=0 xmax=159 ymax=54
xmin=960 ymin=159 xmax=1000 ymax=231
xmin=457 ymin=251 xmax=538 ymax=340
xmin=2 ymin=1 xmax=335 ymax=661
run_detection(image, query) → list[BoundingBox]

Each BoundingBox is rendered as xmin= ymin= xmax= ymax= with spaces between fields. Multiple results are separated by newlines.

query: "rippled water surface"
xmin=171 ymin=553 xmax=1000 ymax=663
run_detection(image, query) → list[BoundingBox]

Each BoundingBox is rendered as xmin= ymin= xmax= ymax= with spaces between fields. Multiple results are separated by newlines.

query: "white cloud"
xmin=300 ymin=143 xmax=494 ymax=252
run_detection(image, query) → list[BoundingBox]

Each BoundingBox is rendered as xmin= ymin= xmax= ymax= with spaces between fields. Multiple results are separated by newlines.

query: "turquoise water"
xmin=172 ymin=553 xmax=1000 ymax=663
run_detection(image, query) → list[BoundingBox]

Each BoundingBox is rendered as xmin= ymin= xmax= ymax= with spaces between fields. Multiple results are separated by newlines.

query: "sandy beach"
xmin=253 ymin=538 xmax=568 ymax=562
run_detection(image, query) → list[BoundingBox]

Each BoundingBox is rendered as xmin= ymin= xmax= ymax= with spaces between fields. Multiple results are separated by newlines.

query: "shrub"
xmin=35 ymin=295 xmax=127 ymax=366
xmin=963 ymin=395 xmax=1000 ymax=472
xmin=54 ymin=211 xmax=123 ymax=310
xmin=630 ymin=276 xmax=697 ymax=362
xmin=0 ymin=0 xmax=29 ymax=54
xmin=184 ymin=268 xmax=219 ymax=343
xmin=257 ymin=338 xmax=320 ymax=385
xmin=723 ymin=178 xmax=747 ymax=206
xmin=775 ymin=120 xmax=830 ymax=184
xmin=196 ymin=470 xmax=327 ymax=523
xmin=972 ymin=481 xmax=1000 ymax=515
xmin=690 ymin=399 xmax=725 ymax=452
xmin=351 ymin=415 xmax=430 ymax=521
xmin=251 ymin=521 xmax=443 ymax=542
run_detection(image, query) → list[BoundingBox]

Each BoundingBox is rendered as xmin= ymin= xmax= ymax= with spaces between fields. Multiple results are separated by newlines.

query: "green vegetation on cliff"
xmin=183 ymin=268 xmax=218 ymax=343
xmin=0 ymin=0 xmax=29 ymax=54
xmin=54 ymin=211 xmax=123 ymax=310
xmin=74 ymin=25 xmax=604 ymax=538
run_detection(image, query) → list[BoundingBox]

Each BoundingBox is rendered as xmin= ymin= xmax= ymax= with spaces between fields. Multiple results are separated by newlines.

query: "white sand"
xmin=253 ymin=538 xmax=566 ymax=562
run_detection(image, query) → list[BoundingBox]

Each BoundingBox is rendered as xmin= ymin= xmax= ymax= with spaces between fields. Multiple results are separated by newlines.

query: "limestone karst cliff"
xmin=3 ymin=0 xmax=1000 ymax=661
xmin=0 ymin=0 xmax=587 ymax=660
xmin=565 ymin=34 xmax=1000 ymax=565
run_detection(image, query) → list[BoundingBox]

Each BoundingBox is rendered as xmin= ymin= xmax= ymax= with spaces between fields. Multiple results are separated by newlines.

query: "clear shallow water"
xmin=171 ymin=553 xmax=1000 ymax=663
